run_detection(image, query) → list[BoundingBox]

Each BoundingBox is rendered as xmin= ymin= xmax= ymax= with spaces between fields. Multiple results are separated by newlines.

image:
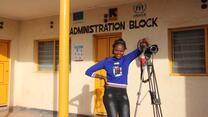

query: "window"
xmin=36 ymin=40 xmax=70 ymax=71
xmin=169 ymin=26 xmax=208 ymax=75
xmin=73 ymin=11 xmax=84 ymax=21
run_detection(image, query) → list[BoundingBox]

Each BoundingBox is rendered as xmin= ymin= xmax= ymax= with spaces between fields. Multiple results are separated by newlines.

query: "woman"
xmin=85 ymin=38 xmax=147 ymax=117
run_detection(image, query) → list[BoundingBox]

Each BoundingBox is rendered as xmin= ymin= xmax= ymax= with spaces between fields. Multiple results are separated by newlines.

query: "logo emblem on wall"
xmin=104 ymin=8 xmax=118 ymax=23
xmin=0 ymin=21 xmax=4 ymax=29
xmin=201 ymin=0 xmax=207 ymax=9
xmin=133 ymin=2 xmax=147 ymax=18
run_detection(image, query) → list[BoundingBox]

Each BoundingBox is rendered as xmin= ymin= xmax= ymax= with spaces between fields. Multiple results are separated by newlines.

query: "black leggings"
xmin=103 ymin=86 xmax=130 ymax=117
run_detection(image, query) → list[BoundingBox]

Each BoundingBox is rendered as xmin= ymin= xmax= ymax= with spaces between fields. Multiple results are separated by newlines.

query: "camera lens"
xmin=149 ymin=45 xmax=158 ymax=53
xmin=144 ymin=45 xmax=158 ymax=58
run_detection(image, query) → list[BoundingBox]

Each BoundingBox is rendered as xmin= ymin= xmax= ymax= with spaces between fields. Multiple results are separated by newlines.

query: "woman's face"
xmin=113 ymin=44 xmax=125 ymax=59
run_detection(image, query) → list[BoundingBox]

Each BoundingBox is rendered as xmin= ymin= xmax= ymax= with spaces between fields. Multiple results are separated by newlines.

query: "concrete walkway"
xmin=0 ymin=106 xmax=105 ymax=117
xmin=0 ymin=107 xmax=54 ymax=117
xmin=0 ymin=111 xmax=53 ymax=117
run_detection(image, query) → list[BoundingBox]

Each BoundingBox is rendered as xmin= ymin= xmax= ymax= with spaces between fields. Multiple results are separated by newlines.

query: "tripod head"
xmin=137 ymin=38 xmax=159 ymax=60
xmin=144 ymin=45 xmax=158 ymax=58
xmin=139 ymin=45 xmax=159 ymax=67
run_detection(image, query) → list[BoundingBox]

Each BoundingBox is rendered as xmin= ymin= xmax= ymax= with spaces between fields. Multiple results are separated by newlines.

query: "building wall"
xmin=0 ymin=0 xmax=208 ymax=117
xmin=14 ymin=16 xmax=60 ymax=111
xmin=0 ymin=17 xmax=19 ymax=108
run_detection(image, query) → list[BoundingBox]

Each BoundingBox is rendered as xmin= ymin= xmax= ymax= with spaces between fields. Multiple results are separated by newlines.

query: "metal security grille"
xmin=37 ymin=40 xmax=70 ymax=71
xmin=38 ymin=41 xmax=54 ymax=71
xmin=172 ymin=29 xmax=205 ymax=74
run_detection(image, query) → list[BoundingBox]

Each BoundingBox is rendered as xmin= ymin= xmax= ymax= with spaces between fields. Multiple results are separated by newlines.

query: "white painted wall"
xmin=0 ymin=0 xmax=208 ymax=117
xmin=16 ymin=16 xmax=60 ymax=110
xmin=0 ymin=17 xmax=19 ymax=108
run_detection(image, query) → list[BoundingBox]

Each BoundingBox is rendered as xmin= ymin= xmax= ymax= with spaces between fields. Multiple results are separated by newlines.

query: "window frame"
xmin=35 ymin=39 xmax=59 ymax=72
xmin=168 ymin=25 xmax=208 ymax=76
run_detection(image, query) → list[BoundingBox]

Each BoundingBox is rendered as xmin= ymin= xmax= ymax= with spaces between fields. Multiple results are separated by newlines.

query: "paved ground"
xmin=0 ymin=111 xmax=53 ymax=117
xmin=0 ymin=107 xmax=54 ymax=117
xmin=0 ymin=106 xmax=106 ymax=117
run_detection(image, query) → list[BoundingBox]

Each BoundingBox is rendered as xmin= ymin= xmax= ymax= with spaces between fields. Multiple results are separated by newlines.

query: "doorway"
xmin=0 ymin=40 xmax=10 ymax=106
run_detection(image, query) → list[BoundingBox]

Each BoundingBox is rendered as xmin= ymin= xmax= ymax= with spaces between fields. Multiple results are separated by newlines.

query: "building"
xmin=0 ymin=0 xmax=208 ymax=117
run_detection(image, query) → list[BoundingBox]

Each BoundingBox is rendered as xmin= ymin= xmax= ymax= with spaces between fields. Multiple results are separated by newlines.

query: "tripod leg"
xmin=147 ymin=63 xmax=163 ymax=117
xmin=134 ymin=66 xmax=145 ymax=117
xmin=134 ymin=92 xmax=140 ymax=117
xmin=153 ymin=105 xmax=163 ymax=117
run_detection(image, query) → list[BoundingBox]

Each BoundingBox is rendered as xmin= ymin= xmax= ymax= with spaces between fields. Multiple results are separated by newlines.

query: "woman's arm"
xmin=125 ymin=39 xmax=149 ymax=61
xmin=125 ymin=48 xmax=142 ymax=61
xmin=85 ymin=60 xmax=107 ymax=83
xmin=85 ymin=59 xmax=106 ymax=78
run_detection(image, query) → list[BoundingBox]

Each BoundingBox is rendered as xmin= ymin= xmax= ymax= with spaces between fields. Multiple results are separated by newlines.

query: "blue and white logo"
xmin=113 ymin=62 xmax=122 ymax=77
xmin=133 ymin=2 xmax=147 ymax=17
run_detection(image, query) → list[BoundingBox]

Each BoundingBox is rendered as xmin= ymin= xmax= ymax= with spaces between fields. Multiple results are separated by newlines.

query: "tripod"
xmin=134 ymin=54 xmax=163 ymax=117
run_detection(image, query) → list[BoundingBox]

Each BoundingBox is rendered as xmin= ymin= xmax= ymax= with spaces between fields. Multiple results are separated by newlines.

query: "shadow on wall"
xmin=186 ymin=77 xmax=208 ymax=117
xmin=69 ymin=84 xmax=94 ymax=115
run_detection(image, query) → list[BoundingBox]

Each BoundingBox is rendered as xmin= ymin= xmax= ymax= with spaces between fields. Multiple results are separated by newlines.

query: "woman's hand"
xmin=137 ymin=38 xmax=149 ymax=50
xmin=94 ymin=74 xmax=107 ymax=84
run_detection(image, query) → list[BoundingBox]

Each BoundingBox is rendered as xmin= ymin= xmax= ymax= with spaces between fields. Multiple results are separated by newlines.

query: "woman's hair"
xmin=112 ymin=38 xmax=127 ymax=53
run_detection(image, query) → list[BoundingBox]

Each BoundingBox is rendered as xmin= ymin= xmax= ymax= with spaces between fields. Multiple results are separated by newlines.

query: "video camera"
xmin=144 ymin=44 xmax=159 ymax=58
xmin=137 ymin=38 xmax=159 ymax=58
